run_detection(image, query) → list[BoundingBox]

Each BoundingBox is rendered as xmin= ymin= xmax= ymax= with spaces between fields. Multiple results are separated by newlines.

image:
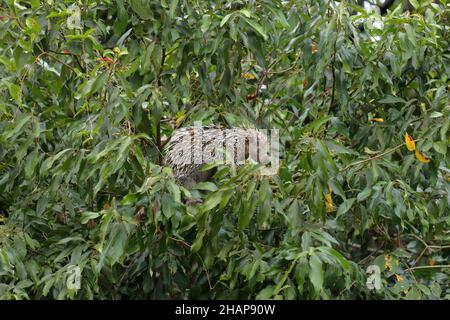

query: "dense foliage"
xmin=0 ymin=0 xmax=449 ymax=299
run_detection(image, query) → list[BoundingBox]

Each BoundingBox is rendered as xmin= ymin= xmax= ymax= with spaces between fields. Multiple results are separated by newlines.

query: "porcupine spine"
xmin=164 ymin=126 xmax=269 ymax=187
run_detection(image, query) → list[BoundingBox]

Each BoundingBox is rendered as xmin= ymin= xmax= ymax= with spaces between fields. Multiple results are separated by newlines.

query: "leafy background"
xmin=0 ymin=0 xmax=449 ymax=299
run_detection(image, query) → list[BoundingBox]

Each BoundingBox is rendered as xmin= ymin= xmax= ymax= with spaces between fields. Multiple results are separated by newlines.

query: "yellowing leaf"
xmin=325 ymin=193 xmax=334 ymax=213
xmin=371 ymin=118 xmax=384 ymax=123
xmin=415 ymin=150 xmax=431 ymax=163
xmin=385 ymin=255 xmax=392 ymax=271
xmin=405 ymin=133 xmax=416 ymax=151
xmin=241 ymin=72 xmax=255 ymax=79
xmin=175 ymin=111 xmax=186 ymax=127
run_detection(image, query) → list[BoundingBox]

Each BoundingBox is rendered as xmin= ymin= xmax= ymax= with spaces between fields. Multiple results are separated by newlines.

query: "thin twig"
xmin=340 ymin=138 xmax=424 ymax=172
xmin=341 ymin=142 xmax=405 ymax=171
xmin=410 ymin=234 xmax=450 ymax=266
xmin=196 ymin=253 xmax=213 ymax=290
xmin=329 ymin=35 xmax=337 ymax=110
xmin=405 ymin=265 xmax=450 ymax=272
xmin=155 ymin=44 xmax=166 ymax=165
xmin=168 ymin=236 xmax=191 ymax=248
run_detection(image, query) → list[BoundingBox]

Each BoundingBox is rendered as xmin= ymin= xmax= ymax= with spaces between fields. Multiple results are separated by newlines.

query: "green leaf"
xmin=75 ymin=72 xmax=108 ymax=99
xmin=167 ymin=181 xmax=181 ymax=202
xmin=433 ymin=141 xmax=446 ymax=155
xmin=25 ymin=17 xmax=41 ymax=40
xmin=256 ymin=285 xmax=276 ymax=300
xmin=106 ymin=223 xmax=128 ymax=265
xmin=429 ymin=111 xmax=443 ymax=118
xmin=201 ymin=191 xmax=223 ymax=212
xmin=319 ymin=247 xmax=350 ymax=271
xmin=36 ymin=196 xmax=48 ymax=216
xmin=194 ymin=182 xmax=218 ymax=191
xmin=81 ymin=211 xmax=101 ymax=224
xmin=304 ymin=115 xmax=333 ymax=134
xmin=129 ymin=0 xmax=152 ymax=19
xmin=337 ymin=198 xmax=355 ymax=217
xmin=308 ymin=255 xmax=323 ymax=294
xmin=238 ymin=199 xmax=256 ymax=231
xmin=357 ymin=188 xmax=372 ymax=202
xmin=169 ymin=0 xmax=178 ymax=18
xmin=409 ymin=0 xmax=419 ymax=9
xmin=220 ymin=13 xmax=234 ymax=27
xmin=201 ymin=14 xmax=212 ymax=33
xmin=24 ymin=150 xmax=40 ymax=179
xmin=241 ymin=17 xmax=268 ymax=40
xmin=40 ymin=148 xmax=72 ymax=177
xmin=0 ymin=114 xmax=30 ymax=141
xmin=191 ymin=230 xmax=205 ymax=253
xmin=3 ymin=81 xmax=21 ymax=104
xmin=378 ymin=95 xmax=406 ymax=104
xmin=161 ymin=193 xmax=176 ymax=218
xmin=120 ymin=193 xmax=137 ymax=206
xmin=325 ymin=140 xmax=359 ymax=155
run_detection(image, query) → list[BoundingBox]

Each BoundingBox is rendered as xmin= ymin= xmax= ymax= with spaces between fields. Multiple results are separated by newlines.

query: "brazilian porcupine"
xmin=164 ymin=126 xmax=270 ymax=187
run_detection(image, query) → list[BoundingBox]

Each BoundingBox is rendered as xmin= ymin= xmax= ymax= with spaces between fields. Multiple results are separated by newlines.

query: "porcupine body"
xmin=164 ymin=126 xmax=269 ymax=187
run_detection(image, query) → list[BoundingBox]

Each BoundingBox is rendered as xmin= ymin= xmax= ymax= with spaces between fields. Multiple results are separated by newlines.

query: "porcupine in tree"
xmin=164 ymin=126 xmax=270 ymax=187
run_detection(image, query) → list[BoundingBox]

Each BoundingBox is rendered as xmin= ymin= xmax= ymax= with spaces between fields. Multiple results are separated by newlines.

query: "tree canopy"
xmin=0 ymin=0 xmax=449 ymax=299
